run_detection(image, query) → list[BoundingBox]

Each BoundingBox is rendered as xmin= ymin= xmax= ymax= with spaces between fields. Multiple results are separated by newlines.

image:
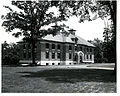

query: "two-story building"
xmin=18 ymin=32 xmax=95 ymax=65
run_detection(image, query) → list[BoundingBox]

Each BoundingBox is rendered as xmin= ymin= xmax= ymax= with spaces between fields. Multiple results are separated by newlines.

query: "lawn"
xmin=87 ymin=64 xmax=115 ymax=68
xmin=2 ymin=66 xmax=116 ymax=93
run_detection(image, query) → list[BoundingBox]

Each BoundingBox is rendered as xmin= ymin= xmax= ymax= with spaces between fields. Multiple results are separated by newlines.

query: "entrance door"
xmin=80 ymin=56 xmax=82 ymax=63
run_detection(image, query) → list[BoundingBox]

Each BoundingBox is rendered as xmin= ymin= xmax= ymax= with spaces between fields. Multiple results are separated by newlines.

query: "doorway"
xmin=80 ymin=55 xmax=83 ymax=63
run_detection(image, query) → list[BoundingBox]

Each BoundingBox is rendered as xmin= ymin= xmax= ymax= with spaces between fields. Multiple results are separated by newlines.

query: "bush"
xmin=94 ymin=58 xmax=108 ymax=63
xmin=2 ymin=53 xmax=20 ymax=66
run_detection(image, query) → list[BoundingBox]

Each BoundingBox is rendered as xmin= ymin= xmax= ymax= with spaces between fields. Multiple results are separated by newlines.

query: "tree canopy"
xmin=1 ymin=0 xmax=116 ymax=65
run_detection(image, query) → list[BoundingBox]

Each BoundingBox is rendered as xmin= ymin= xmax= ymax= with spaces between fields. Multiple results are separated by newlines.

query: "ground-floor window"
xmin=28 ymin=52 xmax=31 ymax=58
xmin=57 ymin=52 xmax=60 ymax=59
xmin=87 ymin=54 xmax=89 ymax=59
xmin=69 ymin=53 xmax=72 ymax=59
xmin=74 ymin=53 xmax=78 ymax=61
xmin=90 ymin=54 xmax=92 ymax=60
xmin=52 ymin=52 xmax=55 ymax=59
xmin=46 ymin=51 xmax=49 ymax=59
xmin=23 ymin=52 xmax=26 ymax=58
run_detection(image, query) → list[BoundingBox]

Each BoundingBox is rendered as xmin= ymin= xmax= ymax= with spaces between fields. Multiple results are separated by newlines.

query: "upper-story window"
xmin=87 ymin=48 xmax=89 ymax=52
xmin=57 ymin=44 xmax=60 ymax=50
xmin=84 ymin=48 xmax=86 ymax=52
xmin=23 ymin=44 xmax=26 ymax=49
xmin=80 ymin=47 xmax=82 ymax=51
xmin=28 ymin=44 xmax=31 ymax=49
xmin=69 ymin=45 xmax=72 ymax=50
xmin=75 ymin=46 xmax=77 ymax=51
xmin=52 ymin=44 xmax=55 ymax=49
xmin=90 ymin=48 xmax=92 ymax=52
xmin=46 ymin=43 xmax=49 ymax=49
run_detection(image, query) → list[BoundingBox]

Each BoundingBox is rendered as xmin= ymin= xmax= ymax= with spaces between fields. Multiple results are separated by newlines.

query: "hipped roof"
xmin=17 ymin=33 xmax=95 ymax=47
xmin=42 ymin=33 xmax=95 ymax=47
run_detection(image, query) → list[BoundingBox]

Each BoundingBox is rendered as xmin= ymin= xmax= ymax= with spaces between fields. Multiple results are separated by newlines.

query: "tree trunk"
xmin=108 ymin=1 xmax=116 ymax=75
xmin=31 ymin=41 xmax=36 ymax=66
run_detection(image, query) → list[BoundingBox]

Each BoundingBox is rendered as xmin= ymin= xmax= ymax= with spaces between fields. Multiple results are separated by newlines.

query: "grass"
xmin=2 ymin=66 xmax=116 ymax=93
xmin=87 ymin=64 xmax=115 ymax=68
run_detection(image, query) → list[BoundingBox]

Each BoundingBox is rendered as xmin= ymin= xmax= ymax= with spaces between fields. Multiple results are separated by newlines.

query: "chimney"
xmin=68 ymin=29 xmax=76 ymax=35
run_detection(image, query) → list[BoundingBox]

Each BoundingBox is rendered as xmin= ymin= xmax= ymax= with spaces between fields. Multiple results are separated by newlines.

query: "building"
xmin=18 ymin=32 xmax=95 ymax=65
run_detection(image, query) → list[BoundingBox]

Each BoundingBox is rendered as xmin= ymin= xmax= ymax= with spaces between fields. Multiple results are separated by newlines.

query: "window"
xmin=46 ymin=43 xmax=49 ymax=49
xmin=75 ymin=46 xmax=77 ymax=51
xmin=57 ymin=44 xmax=60 ymax=50
xmin=87 ymin=48 xmax=89 ymax=52
xmin=80 ymin=47 xmax=82 ymax=51
xmin=57 ymin=52 xmax=60 ymax=59
xmin=35 ymin=44 xmax=37 ymax=48
xmin=90 ymin=48 xmax=92 ymax=52
xmin=69 ymin=53 xmax=72 ymax=59
xmin=28 ymin=44 xmax=31 ymax=49
xmin=74 ymin=53 xmax=77 ymax=61
xmin=52 ymin=44 xmax=55 ymax=49
xmin=87 ymin=55 xmax=89 ymax=59
xmin=46 ymin=51 xmax=49 ymax=59
xmin=84 ymin=48 xmax=86 ymax=52
xmin=23 ymin=52 xmax=26 ymax=58
xmin=28 ymin=52 xmax=31 ymax=58
xmin=69 ymin=45 xmax=72 ymax=50
xmin=23 ymin=44 xmax=26 ymax=49
xmin=46 ymin=63 xmax=49 ymax=65
xmin=52 ymin=52 xmax=55 ymax=59
xmin=90 ymin=55 xmax=92 ymax=59
xmin=52 ymin=63 xmax=55 ymax=65
xmin=58 ymin=63 xmax=60 ymax=65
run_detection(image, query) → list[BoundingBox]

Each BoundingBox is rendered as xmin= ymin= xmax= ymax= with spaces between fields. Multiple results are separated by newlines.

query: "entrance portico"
xmin=75 ymin=51 xmax=84 ymax=64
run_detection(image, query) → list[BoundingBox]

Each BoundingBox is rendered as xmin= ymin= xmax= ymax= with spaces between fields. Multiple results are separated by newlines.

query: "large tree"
xmin=2 ymin=0 xmax=116 ymax=67
xmin=1 ymin=1 xmax=71 ymax=65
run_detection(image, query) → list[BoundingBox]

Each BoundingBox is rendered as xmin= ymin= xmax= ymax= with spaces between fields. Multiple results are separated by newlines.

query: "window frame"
xmin=69 ymin=45 xmax=72 ymax=50
xmin=46 ymin=43 xmax=49 ymax=49
xmin=52 ymin=44 xmax=55 ymax=49
xmin=52 ymin=51 xmax=55 ymax=59
xmin=46 ymin=51 xmax=49 ymax=59
xmin=57 ymin=44 xmax=61 ymax=50
xmin=69 ymin=53 xmax=72 ymax=59
xmin=57 ymin=52 xmax=60 ymax=59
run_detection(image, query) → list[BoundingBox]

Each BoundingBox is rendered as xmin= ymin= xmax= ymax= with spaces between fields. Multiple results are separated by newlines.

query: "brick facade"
xmin=18 ymin=33 xmax=95 ymax=65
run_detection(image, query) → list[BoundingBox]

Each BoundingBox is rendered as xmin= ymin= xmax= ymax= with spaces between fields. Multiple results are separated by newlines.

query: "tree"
xmin=65 ymin=0 xmax=116 ymax=72
xmin=1 ymin=1 xmax=116 ymax=67
xmin=88 ymin=38 xmax=107 ymax=63
xmin=2 ymin=41 xmax=20 ymax=66
xmin=1 ymin=1 xmax=70 ymax=65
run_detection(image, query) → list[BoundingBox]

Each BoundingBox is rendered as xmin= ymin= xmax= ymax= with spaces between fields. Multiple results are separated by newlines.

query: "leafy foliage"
xmin=2 ymin=41 xmax=20 ymax=66
xmin=1 ymin=0 xmax=116 ymax=65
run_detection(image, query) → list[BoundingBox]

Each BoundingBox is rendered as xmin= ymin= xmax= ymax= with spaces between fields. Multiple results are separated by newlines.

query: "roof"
xmin=76 ymin=36 xmax=95 ymax=47
xmin=17 ymin=33 xmax=95 ymax=47
xmin=42 ymin=33 xmax=95 ymax=47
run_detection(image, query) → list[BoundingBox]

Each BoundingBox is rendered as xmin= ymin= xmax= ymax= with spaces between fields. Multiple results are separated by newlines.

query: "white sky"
xmin=0 ymin=0 xmax=105 ymax=44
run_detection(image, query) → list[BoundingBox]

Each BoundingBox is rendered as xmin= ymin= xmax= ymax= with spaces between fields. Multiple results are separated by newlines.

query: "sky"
xmin=0 ymin=0 xmax=105 ymax=44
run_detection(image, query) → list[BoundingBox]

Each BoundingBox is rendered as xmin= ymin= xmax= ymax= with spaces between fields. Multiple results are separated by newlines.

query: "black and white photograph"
xmin=0 ymin=0 xmax=117 ymax=94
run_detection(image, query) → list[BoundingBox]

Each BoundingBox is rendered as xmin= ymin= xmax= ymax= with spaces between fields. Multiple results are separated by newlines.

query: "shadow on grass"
xmin=19 ymin=69 xmax=116 ymax=83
